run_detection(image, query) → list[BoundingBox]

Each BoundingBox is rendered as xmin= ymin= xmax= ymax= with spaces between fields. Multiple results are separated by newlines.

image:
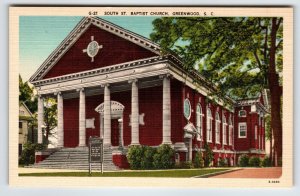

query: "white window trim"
xmin=196 ymin=104 xmax=204 ymax=141
xmin=238 ymin=110 xmax=247 ymax=117
xmin=223 ymin=123 xmax=227 ymax=145
xmin=238 ymin=122 xmax=247 ymax=138
xmin=215 ymin=113 xmax=220 ymax=144
xmin=229 ymin=125 xmax=233 ymax=145
xmin=206 ymin=108 xmax=213 ymax=143
xmin=255 ymin=125 xmax=258 ymax=140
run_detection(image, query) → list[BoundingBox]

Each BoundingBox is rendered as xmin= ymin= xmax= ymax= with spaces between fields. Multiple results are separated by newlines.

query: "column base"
xmin=129 ymin=143 xmax=140 ymax=146
xmin=77 ymin=144 xmax=87 ymax=148
xmin=162 ymin=140 xmax=172 ymax=145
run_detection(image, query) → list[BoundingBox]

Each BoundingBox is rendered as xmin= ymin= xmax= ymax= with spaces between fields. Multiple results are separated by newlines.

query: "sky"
xmin=19 ymin=16 xmax=159 ymax=82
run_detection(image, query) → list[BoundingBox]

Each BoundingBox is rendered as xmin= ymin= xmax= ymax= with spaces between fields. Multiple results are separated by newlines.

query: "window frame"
xmin=228 ymin=117 xmax=233 ymax=145
xmin=238 ymin=122 xmax=247 ymax=138
xmin=196 ymin=104 xmax=204 ymax=141
xmin=222 ymin=114 xmax=227 ymax=145
xmin=238 ymin=110 xmax=247 ymax=117
xmin=215 ymin=112 xmax=220 ymax=144
xmin=206 ymin=108 xmax=213 ymax=143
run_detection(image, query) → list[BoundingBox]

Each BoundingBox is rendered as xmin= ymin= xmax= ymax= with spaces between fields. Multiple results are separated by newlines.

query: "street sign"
xmin=89 ymin=136 xmax=103 ymax=174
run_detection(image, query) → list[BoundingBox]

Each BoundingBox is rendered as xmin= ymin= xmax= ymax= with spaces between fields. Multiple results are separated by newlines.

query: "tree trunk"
xmin=269 ymin=128 xmax=273 ymax=164
xmin=268 ymin=18 xmax=283 ymax=167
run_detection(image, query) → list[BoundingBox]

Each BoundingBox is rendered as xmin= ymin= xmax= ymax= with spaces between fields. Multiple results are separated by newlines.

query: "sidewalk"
xmin=209 ymin=167 xmax=282 ymax=178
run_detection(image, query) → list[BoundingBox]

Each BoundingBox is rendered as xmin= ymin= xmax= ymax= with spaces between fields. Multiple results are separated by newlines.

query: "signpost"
xmin=89 ymin=136 xmax=103 ymax=174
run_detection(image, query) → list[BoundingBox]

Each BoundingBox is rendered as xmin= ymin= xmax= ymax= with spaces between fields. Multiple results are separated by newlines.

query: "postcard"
xmin=9 ymin=6 xmax=293 ymax=188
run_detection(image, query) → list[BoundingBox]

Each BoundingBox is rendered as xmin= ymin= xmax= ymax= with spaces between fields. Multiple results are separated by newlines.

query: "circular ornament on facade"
xmin=87 ymin=41 xmax=100 ymax=58
xmin=184 ymin=98 xmax=191 ymax=120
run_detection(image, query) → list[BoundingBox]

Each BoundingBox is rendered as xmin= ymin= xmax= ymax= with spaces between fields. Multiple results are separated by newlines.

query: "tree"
xmin=204 ymin=143 xmax=214 ymax=167
xmin=19 ymin=75 xmax=57 ymax=146
xmin=43 ymin=97 xmax=57 ymax=145
xmin=19 ymin=75 xmax=37 ymax=113
xmin=150 ymin=17 xmax=282 ymax=166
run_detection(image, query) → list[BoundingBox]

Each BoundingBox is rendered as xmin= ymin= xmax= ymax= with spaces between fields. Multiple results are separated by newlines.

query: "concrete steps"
xmin=31 ymin=147 xmax=119 ymax=171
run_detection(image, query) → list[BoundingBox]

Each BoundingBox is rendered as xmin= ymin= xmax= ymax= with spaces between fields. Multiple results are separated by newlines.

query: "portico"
xmin=36 ymin=71 xmax=173 ymax=149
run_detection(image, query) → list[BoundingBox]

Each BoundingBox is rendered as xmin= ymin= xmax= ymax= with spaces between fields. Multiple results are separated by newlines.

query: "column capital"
xmin=128 ymin=78 xmax=138 ymax=84
xmin=101 ymin=83 xmax=110 ymax=88
xmin=54 ymin=91 xmax=62 ymax=96
xmin=76 ymin=87 xmax=85 ymax=92
xmin=159 ymin=73 xmax=172 ymax=79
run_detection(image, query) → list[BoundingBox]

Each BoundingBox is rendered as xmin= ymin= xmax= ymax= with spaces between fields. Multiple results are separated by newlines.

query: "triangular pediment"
xmin=30 ymin=17 xmax=161 ymax=82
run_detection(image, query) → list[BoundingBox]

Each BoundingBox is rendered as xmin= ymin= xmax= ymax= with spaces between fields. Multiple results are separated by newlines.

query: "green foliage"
xmin=193 ymin=151 xmax=204 ymax=168
xmin=204 ymin=143 xmax=214 ymax=167
xmin=127 ymin=145 xmax=144 ymax=169
xmin=19 ymin=142 xmax=46 ymax=165
xmin=249 ymin=156 xmax=261 ymax=167
xmin=141 ymin=146 xmax=156 ymax=169
xmin=153 ymin=144 xmax=175 ymax=169
xmin=265 ymin=114 xmax=271 ymax=140
xmin=127 ymin=144 xmax=174 ymax=170
xmin=238 ymin=154 xmax=250 ymax=167
xmin=150 ymin=17 xmax=283 ymax=100
xmin=19 ymin=75 xmax=37 ymax=113
xmin=261 ymin=156 xmax=272 ymax=167
xmin=174 ymin=161 xmax=194 ymax=169
xmin=218 ymin=158 xmax=228 ymax=167
xmin=43 ymin=97 xmax=58 ymax=145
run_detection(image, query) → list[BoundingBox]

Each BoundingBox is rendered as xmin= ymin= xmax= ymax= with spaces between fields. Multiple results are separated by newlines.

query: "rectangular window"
xmin=19 ymin=121 xmax=23 ymax=128
xmin=238 ymin=122 xmax=247 ymax=138
xmin=229 ymin=126 xmax=233 ymax=145
xmin=223 ymin=124 xmax=227 ymax=144
xmin=255 ymin=125 xmax=257 ymax=140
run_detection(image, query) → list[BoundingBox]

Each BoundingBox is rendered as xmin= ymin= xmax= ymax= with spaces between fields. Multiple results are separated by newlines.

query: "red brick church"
xmin=29 ymin=17 xmax=268 ymax=169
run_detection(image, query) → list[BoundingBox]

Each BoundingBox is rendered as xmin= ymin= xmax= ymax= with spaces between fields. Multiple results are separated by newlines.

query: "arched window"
xmin=206 ymin=108 xmax=213 ymax=143
xmin=229 ymin=116 xmax=233 ymax=145
xmin=215 ymin=112 xmax=220 ymax=144
xmin=196 ymin=104 xmax=204 ymax=141
xmin=223 ymin=114 xmax=227 ymax=145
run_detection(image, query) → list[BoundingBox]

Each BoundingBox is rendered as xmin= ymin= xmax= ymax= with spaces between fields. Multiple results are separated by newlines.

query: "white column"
xmin=118 ymin=118 xmax=124 ymax=148
xmin=103 ymin=84 xmax=111 ymax=146
xmin=57 ymin=92 xmax=64 ymax=147
xmin=130 ymin=79 xmax=140 ymax=145
xmin=78 ymin=88 xmax=86 ymax=146
xmin=37 ymin=95 xmax=44 ymax=144
xmin=100 ymin=115 xmax=104 ymax=139
xmin=162 ymin=75 xmax=172 ymax=144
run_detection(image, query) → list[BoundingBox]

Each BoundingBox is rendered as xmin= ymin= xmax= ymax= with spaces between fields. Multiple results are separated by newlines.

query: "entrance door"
xmin=111 ymin=119 xmax=119 ymax=146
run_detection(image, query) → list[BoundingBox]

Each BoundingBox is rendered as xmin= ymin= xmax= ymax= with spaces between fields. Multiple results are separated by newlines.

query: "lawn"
xmin=19 ymin=168 xmax=230 ymax=178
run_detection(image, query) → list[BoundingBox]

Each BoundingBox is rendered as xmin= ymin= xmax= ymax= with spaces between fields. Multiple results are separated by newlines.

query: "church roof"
xmin=29 ymin=17 xmax=162 ymax=83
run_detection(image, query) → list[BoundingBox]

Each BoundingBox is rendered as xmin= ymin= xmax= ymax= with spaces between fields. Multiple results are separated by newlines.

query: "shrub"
xmin=127 ymin=144 xmax=174 ymax=170
xmin=204 ymin=143 xmax=214 ymax=167
xmin=261 ymin=156 xmax=272 ymax=167
xmin=194 ymin=152 xmax=204 ymax=168
xmin=127 ymin=145 xmax=144 ymax=169
xmin=140 ymin=146 xmax=156 ymax=169
xmin=19 ymin=142 xmax=46 ymax=165
xmin=153 ymin=144 xmax=175 ymax=169
xmin=238 ymin=154 xmax=249 ymax=167
xmin=218 ymin=158 xmax=228 ymax=167
xmin=249 ymin=156 xmax=261 ymax=167
xmin=174 ymin=161 xmax=194 ymax=169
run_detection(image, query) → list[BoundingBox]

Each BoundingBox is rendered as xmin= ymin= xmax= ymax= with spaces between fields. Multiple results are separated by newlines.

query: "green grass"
xmin=19 ymin=168 xmax=229 ymax=177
